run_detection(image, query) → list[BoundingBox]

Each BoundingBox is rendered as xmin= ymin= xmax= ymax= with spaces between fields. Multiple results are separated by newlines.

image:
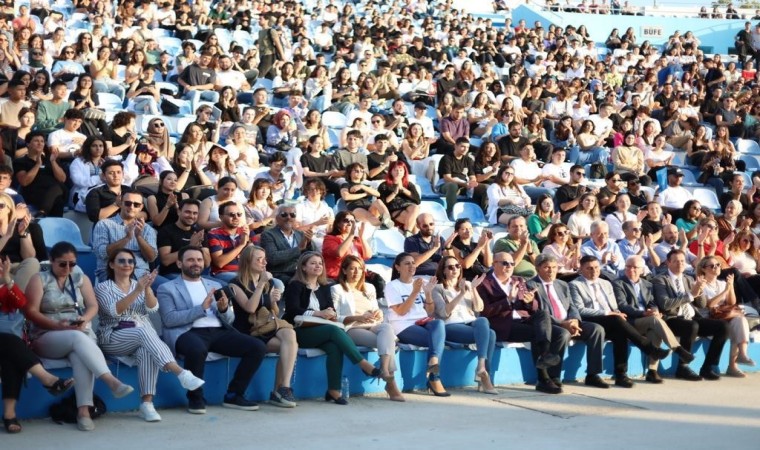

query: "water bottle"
xmin=341 ymin=376 xmax=350 ymax=400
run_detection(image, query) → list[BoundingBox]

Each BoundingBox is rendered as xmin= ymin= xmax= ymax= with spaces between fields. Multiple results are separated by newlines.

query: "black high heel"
xmin=427 ymin=373 xmax=451 ymax=397
xmin=324 ymin=391 xmax=348 ymax=405
xmin=3 ymin=417 xmax=21 ymax=434
xmin=44 ymin=378 xmax=74 ymax=396
xmin=364 ymin=367 xmax=382 ymax=380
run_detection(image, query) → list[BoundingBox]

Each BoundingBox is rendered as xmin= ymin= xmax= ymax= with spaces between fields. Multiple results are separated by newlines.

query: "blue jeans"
xmin=94 ymin=80 xmax=126 ymax=101
xmin=445 ymin=317 xmax=496 ymax=361
xmin=397 ymin=319 xmax=446 ymax=360
xmin=522 ymin=185 xmax=555 ymax=205
xmin=184 ymin=89 xmax=220 ymax=110
xmin=569 ymin=146 xmax=610 ymax=166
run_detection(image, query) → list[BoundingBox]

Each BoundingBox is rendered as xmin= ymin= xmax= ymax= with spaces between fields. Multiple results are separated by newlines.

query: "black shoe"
xmin=584 ymin=374 xmax=610 ymax=389
xmin=324 ymin=391 xmax=349 ymax=405
xmin=614 ymin=374 xmax=634 ymax=388
xmin=675 ymin=366 xmax=702 ymax=381
xmin=699 ymin=367 xmax=721 ymax=381
xmin=187 ymin=397 xmax=206 ymax=414
xmin=645 ymin=370 xmax=664 ymax=384
xmin=536 ymin=352 xmax=561 ymax=370
xmin=674 ymin=347 xmax=695 ymax=364
xmin=551 ymin=377 xmax=563 ymax=388
xmin=535 ymin=379 xmax=562 ymax=394
xmin=223 ymin=393 xmax=259 ymax=411
xmin=647 ymin=346 xmax=671 ymax=361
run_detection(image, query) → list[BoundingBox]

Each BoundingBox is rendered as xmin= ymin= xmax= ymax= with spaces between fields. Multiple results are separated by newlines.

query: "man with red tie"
xmin=476 ymin=252 xmax=565 ymax=394
xmin=527 ymin=254 xmax=608 ymax=390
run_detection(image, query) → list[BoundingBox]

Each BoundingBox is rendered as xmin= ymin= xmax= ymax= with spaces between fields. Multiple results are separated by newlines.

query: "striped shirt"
xmin=207 ymin=226 xmax=246 ymax=275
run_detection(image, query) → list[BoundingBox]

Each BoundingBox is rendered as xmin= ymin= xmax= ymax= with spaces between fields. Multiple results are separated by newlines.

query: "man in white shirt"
xmin=656 ymin=169 xmax=694 ymax=211
xmin=408 ymin=102 xmax=437 ymax=144
xmin=47 ymin=109 xmax=87 ymax=160
xmin=215 ymin=54 xmax=249 ymax=91
xmin=157 ymin=246 xmax=268 ymax=414
xmin=588 ymin=103 xmax=615 ymax=141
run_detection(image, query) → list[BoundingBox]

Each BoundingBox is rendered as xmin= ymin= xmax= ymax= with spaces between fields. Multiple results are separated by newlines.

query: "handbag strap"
xmin=67 ymin=275 xmax=83 ymax=315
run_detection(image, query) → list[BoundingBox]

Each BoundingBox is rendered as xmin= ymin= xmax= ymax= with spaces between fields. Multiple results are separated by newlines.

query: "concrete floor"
xmin=5 ymin=373 xmax=759 ymax=450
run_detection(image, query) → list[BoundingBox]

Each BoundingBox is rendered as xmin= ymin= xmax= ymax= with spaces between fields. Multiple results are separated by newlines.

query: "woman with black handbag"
xmin=228 ymin=245 xmax=298 ymax=408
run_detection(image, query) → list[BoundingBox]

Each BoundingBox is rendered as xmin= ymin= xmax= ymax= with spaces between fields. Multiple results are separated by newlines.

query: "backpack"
xmin=50 ymin=393 xmax=107 ymax=424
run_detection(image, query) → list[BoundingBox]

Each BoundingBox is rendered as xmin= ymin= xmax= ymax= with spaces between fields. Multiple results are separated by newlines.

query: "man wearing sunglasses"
xmin=260 ymin=204 xmax=314 ymax=285
xmin=92 ymin=191 xmax=160 ymax=286
xmin=555 ymin=164 xmax=599 ymax=223
xmin=208 ymin=201 xmax=249 ymax=284
xmin=477 ymin=252 xmax=565 ymax=394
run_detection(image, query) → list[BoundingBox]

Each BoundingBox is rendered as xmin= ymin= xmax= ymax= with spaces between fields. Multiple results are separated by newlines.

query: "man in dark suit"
xmin=613 ymin=255 xmax=695 ymax=383
xmin=570 ymin=256 xmax=671 ymax=388
xmin=651 ymin=249 xmax=728 ymax=381
xmin=260 ymin=204 xmax=314 ymax=284
xmin=527 ymin=254 xmax=608 ymax=390
xmin=476 ymin=252 xmax=564 ymax=394
xmin=157 ymin=246 xmax=267 ymax=414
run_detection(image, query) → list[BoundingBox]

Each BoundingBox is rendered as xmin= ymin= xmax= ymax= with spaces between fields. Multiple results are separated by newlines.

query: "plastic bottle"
xmin=341 ymin=376 xmax=350 ymax=400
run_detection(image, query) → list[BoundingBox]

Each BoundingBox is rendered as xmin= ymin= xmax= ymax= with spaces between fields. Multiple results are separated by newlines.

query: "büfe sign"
xmin=641 ymin=26 xmax=663 ymax=38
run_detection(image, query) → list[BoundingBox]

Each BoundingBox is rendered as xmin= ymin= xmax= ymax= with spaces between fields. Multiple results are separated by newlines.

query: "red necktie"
xmin=545 ymin=283 xmax=566 ymax=320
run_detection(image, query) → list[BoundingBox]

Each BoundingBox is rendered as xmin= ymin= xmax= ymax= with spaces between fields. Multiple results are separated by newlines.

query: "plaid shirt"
xmin=92 ymin=215 xmax=157 ymax=281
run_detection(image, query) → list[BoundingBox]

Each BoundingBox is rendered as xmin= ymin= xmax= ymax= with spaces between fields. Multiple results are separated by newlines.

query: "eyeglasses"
xmin=227 ymin=212 xmax=243 ymax=218
xmin=57 ymin=261 xmax=77 ymax=268
xmin=279 ymin=212 xmax=297 ymax=218
xmin=122 ymin=201 xmax=142 ymax=208
xmin=496 ymin=261 xmax=515 ymax=267
xmin=116 ymin=258 xmax=135 ymax=265
xmin=446 ymin=264 xmax=461 ymax=270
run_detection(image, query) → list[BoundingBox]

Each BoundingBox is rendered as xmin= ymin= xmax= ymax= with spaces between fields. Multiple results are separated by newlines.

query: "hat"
xmin=667 ymin=168 xmax=684 ymax=177
xmin=207 ymin=143 xmax=239 ymax=162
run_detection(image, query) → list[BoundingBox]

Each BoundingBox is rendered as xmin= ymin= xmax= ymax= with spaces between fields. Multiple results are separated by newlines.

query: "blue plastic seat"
xmin=38 ymin=218 xmax=91 ymax=252
xmin=451 ymin=202 xmax=488 ymax=226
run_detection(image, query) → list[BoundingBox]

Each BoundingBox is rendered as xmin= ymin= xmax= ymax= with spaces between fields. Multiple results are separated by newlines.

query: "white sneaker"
xmin=178 ymin=370 xmax=205 ymax=391
xmin=138 ymin=402 xmax=162 ymax=422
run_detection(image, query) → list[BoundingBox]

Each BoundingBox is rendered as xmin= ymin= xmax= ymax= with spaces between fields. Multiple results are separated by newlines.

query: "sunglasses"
xmin=116 ymin=258 xmax=135 ymax=265
xmin=279 ymin=212 xmax=296 ymax=218
xmin=496 ymin=261 xmax=515 ymax=267
xmin=153 ymin=122 xmax=165 ymax=128
xmin=446 ymin=264 xmax=461 ymax=270
xmin=372 ymin=120 xmax=382 ymax=124
xmin=227 ymin=212 xmax=243 ymax=218
xmin=57 ymin=261 xmax=77 ymax=268
xmin=123 ymin=201 xmax=142 ymax=208
xmin=556 ymin=230 xmax=568 ymax=236
xmin=704 ymin=263 xmax=721 ymax=269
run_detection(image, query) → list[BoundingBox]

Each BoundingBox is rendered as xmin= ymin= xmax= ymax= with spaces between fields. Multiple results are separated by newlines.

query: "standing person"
xmin=384 ymin=253 xmax=449 ymax=396
xmin=95 ymin=249 xmax=205 ymax=422
xmin=228 ymin=246 xmax=299 ymax=408
xmin=282 ymin=252 xmax=382 ymax=405
xmin=431 ymin=256 xmax=497 ymax=394
xmin=157 ymin=246 xmax=268 ymax=414
xmin=24 ymin=242 xmax=135 ymax=431
xmin=330 ymin=256 xmax=404 ymax=402
xmin=257 ymin=14 xmax=285 ymax=80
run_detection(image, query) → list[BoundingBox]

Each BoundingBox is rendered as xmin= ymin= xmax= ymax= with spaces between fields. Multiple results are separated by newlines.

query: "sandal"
xmin=44 ymin=378 xmax=75 ymax=396
xmin=3 ymin=417 xmax=22 ymax=434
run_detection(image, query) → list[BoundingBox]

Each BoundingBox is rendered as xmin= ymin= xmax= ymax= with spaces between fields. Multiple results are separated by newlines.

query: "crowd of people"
xmin=1 ymin=0 xmax=760 ymax=435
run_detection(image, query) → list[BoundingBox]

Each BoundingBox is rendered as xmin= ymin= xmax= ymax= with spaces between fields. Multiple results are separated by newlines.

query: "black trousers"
xmin=176 ymin=327 xmax=267 ymax=400
xmin=0 ymin=333 xmax=40 ymax=400
xmin=720 ymin=268 xmax=760 ymax=307
xmin=583 ymin=314 xmax=650 ymax=374
xmin=504 ymin=310 xmax=570 ymax=381
xmin=665 ymin=317 xmax=728 ymax=368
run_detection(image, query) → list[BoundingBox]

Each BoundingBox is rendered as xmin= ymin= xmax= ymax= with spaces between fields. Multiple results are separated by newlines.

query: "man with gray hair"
xmin=613 ymin=255 xmax=695 ymax=383
xmin=260 ymin=204 xmax=314 ymax=284
xmin=580 ymin=220 xmax=625 ymax=280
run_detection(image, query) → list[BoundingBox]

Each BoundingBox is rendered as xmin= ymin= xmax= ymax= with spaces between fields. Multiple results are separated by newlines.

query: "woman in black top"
xmin=450 ymin=218 xmax=493 ymax=281
xmin=300 ymin=135 xmax=341 ymax=196
xmin=146 ymin=170 xmax=188 ymax=229
xmin=340 ymin=162 xmax=394 ymax=229
xmin=228 ymin=245 xmax=298 ymax=407
xmin=13 ymin=131 xmax=67 ymax=217
xmin=215 ymin=86 xmax=240 ymax=123
xmin=171 ymin=145 xmax=213 ymax=197
xmin=378 ymin=161 xmax=420 ymax=235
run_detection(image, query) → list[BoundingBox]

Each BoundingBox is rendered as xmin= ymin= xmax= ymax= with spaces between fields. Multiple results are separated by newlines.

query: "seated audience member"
xmin=282 ymin=252 xmax=382 ymax=405
xmin=527 ymin=254 xmax=609 ymax=390
xmin=70 ymin=136 xmax=106 ymax=213
xmin=330 ymin=255 xmax=404 ymax=401
xmin=719 ymin=172 xmax=752 ymax=213
xmin=554 ymin=165 xmax=596 ymax=223
xmin=652 ymin=250 xmax=729 ymax=381
xmin=260 ymin=204 xmax=315 ymax=285
xmin=91 ymin=191 xmax=160 ymax=284
xmin=569 ymin=255 xmax=671 ymax=387
xmin=228 ymin=246 xmax=298 ymax=408
xmin=14 ymin=131 xmax=67 ymax=217
xmin=47 ymin=109 xmax=87 ymax=160
xmin=431 ymin=256 xmax=497 ymax=394
xmin=494 ymin=216 xmax=540 ymax=278
xmin=438 ymin=137 xmax=487 ymax=216
xmin=377 ymin=160 xmax=421 ymax=235
xmin=404 ymin=213 xmax=448 ymax=277
xmin=0 ymin=80 xmax=30 ymax=128
xmin=333 ymin=130 xmax=369 ymax=179
xmin=510 ymin=144 xmax=555 ymax=204
xmin=35 ymin=79 xmax=71 ymax=133
xmin=580 ymin=221 xmax=625 ymax=280
xmin=24 ymin=242 xmax=135 ymax=432
xmin=641 ymin=201 xmax=669 ymax=242
xmin=675 ymin=199 xmax=704 ymax=242
xmin=613 ymin=255 xmax=695 ymax=383
xmin=254 ymin=151 xmax=296 ymax=203
xmin=208 ymin=201 xmax=249 ymax=284
xmin=340 ymin=162 xmax=394 ymax=229
xmin=527 ymin=194 xmax=560 ymax=247
xmin=157 ymin=199 xmax=210 ymax=279
xmin=541 ymin=223 xmax=581 ymax=279
xmin=486 ymin=166 xmax=533 ymax=225
xmin=146 ymin=171 xmax=189 ymax=230
xmin=477 ymin=252 xmax=564 ymax=393
xmin=596 ymin=171 xmax=625 ymax=214
xmin=656 ymin=168 xmax=694 ymax=213
xmin=384 ymin=252 xmax=449 ymax=396
xmin=0 ymin=195 xmax=44 ymax=291
xmin=95 ymin=249 xmax=205 ymax=422
xmin=85 ymin=159 xmax=135 ymax=224
xmin=604 ymin=193 xmax=638 ymax=241
xmin=450 ymin=219 xmax=493 ymax=281
xmin=157 ymin=246 xmax=267 ymax=414
xmin=197 ymin=177 xmax=243 ymax=230
xmin=294 ymin=178 xmax=334 ymax=251
xmin=617 ymin=220 xmax=660 ymax=274
xmin=716 ymin=200 xmax=744 ymax=241
xmin=567 ymin=193 xmax=602 ymax=241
